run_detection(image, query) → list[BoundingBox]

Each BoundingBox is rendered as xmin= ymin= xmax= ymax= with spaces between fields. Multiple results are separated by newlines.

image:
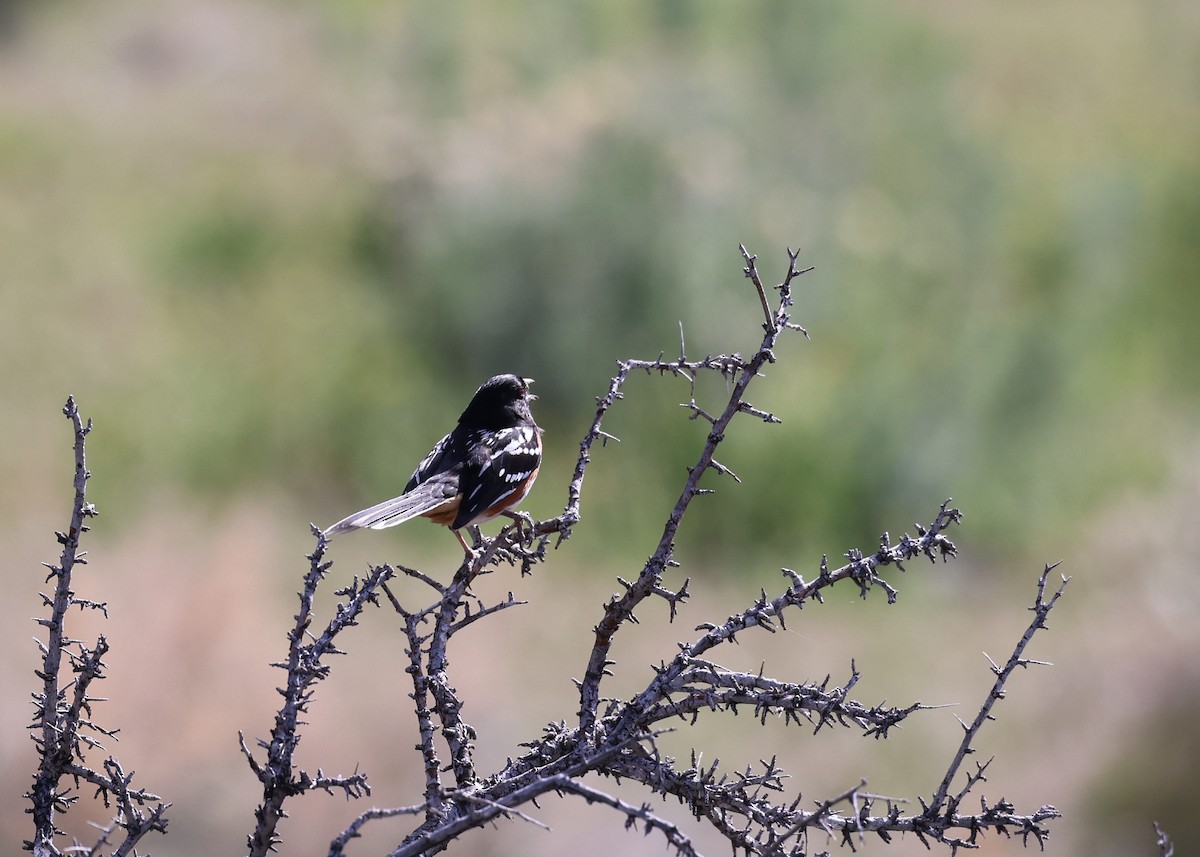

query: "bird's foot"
xmin=501 ymin=509 xmax=536 ymax=546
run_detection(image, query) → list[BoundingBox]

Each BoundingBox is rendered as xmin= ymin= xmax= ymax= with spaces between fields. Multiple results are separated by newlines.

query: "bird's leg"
xmin=454 ymin=527 xmax=475 ymax=555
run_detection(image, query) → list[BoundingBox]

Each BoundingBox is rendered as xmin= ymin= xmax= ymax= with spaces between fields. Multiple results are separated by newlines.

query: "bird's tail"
xmin=324 ymin=483 xmax=454 ymax=538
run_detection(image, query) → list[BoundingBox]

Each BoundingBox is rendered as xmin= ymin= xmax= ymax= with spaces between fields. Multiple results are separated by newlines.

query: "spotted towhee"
xmin=325 ymin=374 xmax=542 ymax=552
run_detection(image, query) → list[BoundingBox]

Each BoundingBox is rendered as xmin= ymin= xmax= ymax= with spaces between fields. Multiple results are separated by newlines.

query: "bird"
xmin=325 ymin=374 xmax=542 ymax=553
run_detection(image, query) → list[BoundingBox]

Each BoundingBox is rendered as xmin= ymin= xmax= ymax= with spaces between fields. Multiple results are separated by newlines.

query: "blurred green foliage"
xmin=3 ymin=0 xmax=1197 ymax=566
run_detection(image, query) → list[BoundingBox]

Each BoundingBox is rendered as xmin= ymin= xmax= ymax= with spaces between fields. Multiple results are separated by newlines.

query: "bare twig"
xmin=329 ymin=805 xmax=429 ymax=857
xmin=1155 ymin=822 xmax=1175 ymax=857
xmin=928 ymin=564 xmax=1069 ymax=816
xmin=577 ymin=249 xmax=812 ymax=740
xmin=243 ymin=544 xmax=393 ymax=856
xmin=552 ymin=777 xmax=700 ymax=857
xmin=25 ymin=397 xmax=169 ymax=857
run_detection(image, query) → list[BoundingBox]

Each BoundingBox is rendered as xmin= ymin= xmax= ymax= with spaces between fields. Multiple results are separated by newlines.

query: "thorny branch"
xmin=928 ymin=565 xmax=1069 ymax=816
xmin=238 ymin=248 xmax=1063 ymax=857
xmin=551 ymin=777 xmax=699 ymax=857
xmin=25 ymin=397 xmax=169 ymax=857
xmin=242 ymin=537 xmax=393 ymax=857
xmin=14 ymin=244 xmax=1082 ymax=857
xmin=575 ymin=246 xmax=812 ymax=741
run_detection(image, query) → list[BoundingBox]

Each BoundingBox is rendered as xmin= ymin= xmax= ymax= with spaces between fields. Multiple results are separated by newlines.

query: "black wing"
xmin=453 ymin=425 xmax=542 ymax=529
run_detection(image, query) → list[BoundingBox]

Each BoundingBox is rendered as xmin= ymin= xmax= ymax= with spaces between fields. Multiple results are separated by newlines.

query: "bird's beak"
xmin=523 ymin=377 xmax=537 ymax=400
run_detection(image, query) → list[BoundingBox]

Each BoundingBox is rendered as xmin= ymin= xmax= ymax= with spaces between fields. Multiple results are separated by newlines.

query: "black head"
xmin=458 ymin=374 xmax=537 ymax=430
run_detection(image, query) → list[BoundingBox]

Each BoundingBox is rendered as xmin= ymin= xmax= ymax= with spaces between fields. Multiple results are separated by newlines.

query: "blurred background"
xmin=2 ymin=1 xmax=1197 ymax=855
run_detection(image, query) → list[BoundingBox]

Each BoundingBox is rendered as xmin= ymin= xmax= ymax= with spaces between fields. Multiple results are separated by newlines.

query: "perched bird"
xmin=325 ymin=374 xmax=542 ymax=552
